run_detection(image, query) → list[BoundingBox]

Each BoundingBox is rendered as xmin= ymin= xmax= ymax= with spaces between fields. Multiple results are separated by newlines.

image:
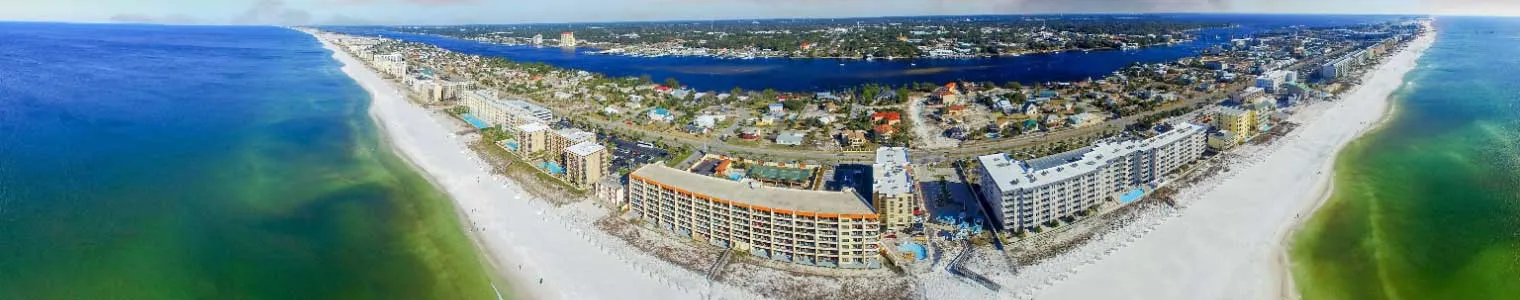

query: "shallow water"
xmin=0 ymin=23 xmax=500 ymax=299
xmin=1292 ymin=17 xmax=1520 ymax=299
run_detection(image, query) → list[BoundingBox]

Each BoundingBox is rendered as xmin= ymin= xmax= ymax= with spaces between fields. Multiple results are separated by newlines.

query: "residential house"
xmin=775 ymin=131 xmax=806 ymax=146
xmin=873 ymin=124 xmax=898 ymax=140
xmin=647 ymin=107 xmax=674 ymax=122
xmin=871 ymin=112 xmax=902 ymax=125
xmin=841 ymin=130 xmax=868 ymax=146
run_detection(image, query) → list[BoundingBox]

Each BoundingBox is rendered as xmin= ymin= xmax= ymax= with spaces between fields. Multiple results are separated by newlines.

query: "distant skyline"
xmin=3 ymin=0 xmax=1517 ymax=25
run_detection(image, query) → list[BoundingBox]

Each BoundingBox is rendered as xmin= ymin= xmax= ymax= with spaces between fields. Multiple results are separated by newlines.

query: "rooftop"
xmin=873 ymin=147 xmax=913 ymax=196
xmin=748 ymin=165 xmax=812 ymax=183
xmin=566 ymin=141 xmax=606 ymax=157
xmin=516 ymin=122 xmax=549 ymax=133
xmin=555 ymin=128 xmax=595 ymax=142
xmin=630 ymin=164 xmax=874 ymax=215
xmin=981 ymin=123 xmax=1206 ymax=192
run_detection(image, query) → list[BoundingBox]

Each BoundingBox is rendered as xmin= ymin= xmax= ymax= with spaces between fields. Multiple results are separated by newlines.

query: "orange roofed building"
xmin=627 ymin=164 xmax=883 ymax=268
xmin=871 ymin=111 xmax=902 ymax=125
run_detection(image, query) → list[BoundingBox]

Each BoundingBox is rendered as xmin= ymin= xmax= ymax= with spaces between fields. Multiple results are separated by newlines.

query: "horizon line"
xmin=0 ymin=11 xmax=1469 ymax=27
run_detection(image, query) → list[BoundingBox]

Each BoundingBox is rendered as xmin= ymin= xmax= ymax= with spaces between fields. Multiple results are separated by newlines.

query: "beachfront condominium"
xmin=872 ymin=147 xmax=916 ymax=232
xmin=372 ymin=53 xmax=407 ymax=78
xmin=627 ymin=164 xmax=883 ymax=269
xmin=977 ymin=123 xmax=1207 ymax=231
xmin=511 ymin=122 xmax=550 ymax=156
xmin=464 ymin=90 xmax=556 ymax=127
xmin=564 ymin=142 xmax=609 ymax=187
xmin=426 ymin=79 xmax=470 ymax=103
xmin=549 ymin=128 xmax=596 ymax=166
xmin=1211 ymin=107 xmax=1258 ymax=146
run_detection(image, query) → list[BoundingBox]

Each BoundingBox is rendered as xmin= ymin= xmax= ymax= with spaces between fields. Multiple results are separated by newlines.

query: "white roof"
xmin=873 ymin=147 xmax=913 ymax=196
xmin=981 ymin=123 xmax=1206 ymax=192
xmin=630 ymin=164 xmax=874 ymax=215
xmin=555 ymin=128 xmax=595 ymax=143
xmin=516 ymin=122 xmax=549 ymax=133
xmin=566 ymin=141 xmax=605 ymax=157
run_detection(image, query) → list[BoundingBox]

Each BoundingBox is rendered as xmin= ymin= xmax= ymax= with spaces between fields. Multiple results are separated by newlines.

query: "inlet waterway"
xmin=329 ymin=14 xmax=1403 ymax=92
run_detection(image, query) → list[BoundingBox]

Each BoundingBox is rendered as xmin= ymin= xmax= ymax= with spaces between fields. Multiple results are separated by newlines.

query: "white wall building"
xmin=372 ymin=53 xmax=407 ymax=78
xmin=977 ymin=123 xmax=1208 ymax=230
xmin=463 ymin=90 xmax=555 ymax=126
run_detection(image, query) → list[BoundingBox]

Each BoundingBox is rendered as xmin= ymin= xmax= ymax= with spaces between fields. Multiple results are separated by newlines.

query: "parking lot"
xmin=603 ymin=134 xmax=669 ymax=174
xmin=822 ymin=164 xmax=872 ymax=200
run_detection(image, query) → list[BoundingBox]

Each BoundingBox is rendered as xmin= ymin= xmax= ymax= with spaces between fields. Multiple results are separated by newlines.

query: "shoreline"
xmin=1023 ymin=22 xmax=1436 ymax=300
xmin=1276 ymin=24 xmax=1436 ymax=299
xmin=313 ymin=34 xmax=540 ymax=300
xmin=306 ymin=30 xmax=694 ymax=300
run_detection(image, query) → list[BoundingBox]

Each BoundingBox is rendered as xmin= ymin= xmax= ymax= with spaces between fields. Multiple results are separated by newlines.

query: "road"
xmin=495 ymin=81 xmax=1242 ymax=164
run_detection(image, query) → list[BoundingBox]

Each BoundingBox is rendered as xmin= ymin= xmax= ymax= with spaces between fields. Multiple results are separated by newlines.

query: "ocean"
xmin=0 ymin=23 xmax=499 ymax=298
xmin=1291 ymin=17 xmax=1520 ymax=299
xmin=328 ymin=14 xmax=1406 ymax=92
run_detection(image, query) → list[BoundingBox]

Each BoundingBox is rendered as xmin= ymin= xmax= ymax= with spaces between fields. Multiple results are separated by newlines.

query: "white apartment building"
xmin=872 ymin=147 xmax=916 ymax=232
xmin=463 ymin=90 xmax=555 ymax=127
xmin=977 ymin=123 xmax=1208 ymax=230
xmin=372 ymin=53 xmax=407 ymax=78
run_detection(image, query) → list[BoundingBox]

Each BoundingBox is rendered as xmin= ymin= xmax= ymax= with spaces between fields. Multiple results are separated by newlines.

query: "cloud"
xmin=324 ymin=0 xmax=479 ymax=5
xmin=1422 ymin=0 xmax=1520 ymax=15
xmin=233 ymin=0 xmax=313 ymax=25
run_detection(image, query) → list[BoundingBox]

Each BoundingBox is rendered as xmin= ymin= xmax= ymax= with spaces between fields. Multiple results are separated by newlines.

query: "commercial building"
xmin=564 ymin=142 xmax=608 ymax=187
xmin=872 ymin=147 xmax=916 ymax=232
xmin=977 ymin=123 xmax=1208 ymax=230
xmin=628 ymin=164 xmax=883 ymax=269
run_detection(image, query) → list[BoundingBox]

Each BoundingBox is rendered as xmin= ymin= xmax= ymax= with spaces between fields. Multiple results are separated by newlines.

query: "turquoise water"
xmin=0 ymin=23 xmax=500 ymax=298
xmin=1292 ymin=17 xmax=1520 ymax=299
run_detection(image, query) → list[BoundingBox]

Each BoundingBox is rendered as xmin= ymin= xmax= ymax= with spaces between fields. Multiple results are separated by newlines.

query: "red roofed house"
xmin=872 ymin=112 xmax=902 ymax=125
xmin=873 ymin=124 xmax=898 ymax=139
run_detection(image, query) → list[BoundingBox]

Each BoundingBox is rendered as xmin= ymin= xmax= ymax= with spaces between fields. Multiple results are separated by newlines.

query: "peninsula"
xmin=302 ymin=14 xmax=1429 ymax=299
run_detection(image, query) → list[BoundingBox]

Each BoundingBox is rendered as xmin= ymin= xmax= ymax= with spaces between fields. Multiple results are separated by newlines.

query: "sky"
xmin=0 ymin=0 xmax=1516 ymax=25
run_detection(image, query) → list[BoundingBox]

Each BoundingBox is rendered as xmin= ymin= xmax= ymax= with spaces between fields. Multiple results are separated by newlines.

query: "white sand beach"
xmin=1023 ymin=25 xmax=1437 ymax=300
xmin=311 ymin=33 xmax=706 ymax=300
xmin=303 ymin=20 xmax=1433 ymax=299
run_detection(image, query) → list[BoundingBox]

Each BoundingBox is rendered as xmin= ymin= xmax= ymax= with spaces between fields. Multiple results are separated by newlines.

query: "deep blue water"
xmin=0 ymin=22 xmax=496 ymax=298
xmin=327 ymin=14 xmax=1410 ymax=92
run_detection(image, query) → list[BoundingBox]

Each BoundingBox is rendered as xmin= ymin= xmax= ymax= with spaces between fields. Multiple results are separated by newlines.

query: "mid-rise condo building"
xmin=872 ymin=147 xmax=916 ymax=232
xmin=564 ymin=142 xmax=608 ymax=187
xmin=628 ymin=164 xmax=883 ymax=269
xmin=977 ymin=123 xmax=1208 ymax=230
